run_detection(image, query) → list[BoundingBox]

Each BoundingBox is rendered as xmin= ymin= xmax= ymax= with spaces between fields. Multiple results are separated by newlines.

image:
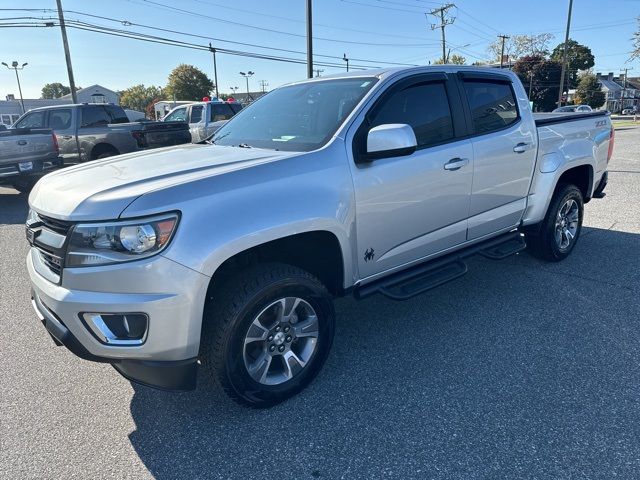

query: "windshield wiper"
xmin=206 ymin=131 xmax=231 ymax=144
xmin=237 ymin=143 xmax=252 ymax=148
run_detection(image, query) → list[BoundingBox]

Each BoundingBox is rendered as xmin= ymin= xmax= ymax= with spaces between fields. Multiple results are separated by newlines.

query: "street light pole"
xmin=557 ymin=0 xmax=574 ymax=107
xmin=1 ymin=61 xmax=27 ymax=113
xmin=239 ymin=71 xmax=254 ymax=101
xmin=343 ymin=53 xmax=349 ymax=72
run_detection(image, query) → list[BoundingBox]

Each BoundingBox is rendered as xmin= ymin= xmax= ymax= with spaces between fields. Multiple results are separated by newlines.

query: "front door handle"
xmin=443 ymin=157 xmax=469 ymax=171
xmin=61 ymin=135 xmax=73 ymax=140
xmin=513 ymin=142 xmax=531 ymax=153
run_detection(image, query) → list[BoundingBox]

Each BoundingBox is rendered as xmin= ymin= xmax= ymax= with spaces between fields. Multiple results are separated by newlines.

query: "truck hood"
xmin=29 ymin=144 xmax=298 ymax=221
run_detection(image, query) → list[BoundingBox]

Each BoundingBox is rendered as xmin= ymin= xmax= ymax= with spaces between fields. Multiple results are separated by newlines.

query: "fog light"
xmin=82 ymin=313 xmax=148 ymax=346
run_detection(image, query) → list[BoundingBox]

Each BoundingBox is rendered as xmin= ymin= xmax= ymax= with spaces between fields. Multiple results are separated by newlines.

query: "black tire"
xmin=201 ymin=262 xmax=335 ymax=408
xmin=526 ymin=184 xmax=584 ymax=262
xmin=11 ymin=176 xmax=38 ymax=194
xmin=96 ymin=150 xmax=117 ymax=159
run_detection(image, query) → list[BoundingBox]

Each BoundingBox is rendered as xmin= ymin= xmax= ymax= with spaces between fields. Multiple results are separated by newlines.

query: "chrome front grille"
xmin=38 ymin=214 xmax=73 ymax=236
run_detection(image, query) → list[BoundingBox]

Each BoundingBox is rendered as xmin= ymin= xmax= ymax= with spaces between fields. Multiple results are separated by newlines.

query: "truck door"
xmin=46 ymin=107 xmax=80 ymax=164
xmin=458 ymin=72 xmax=537 ymax=239
xmin=349 ymin=73 xmax=474 ymax=279
xmin=188 ymin=105 xmax=205 ymax=142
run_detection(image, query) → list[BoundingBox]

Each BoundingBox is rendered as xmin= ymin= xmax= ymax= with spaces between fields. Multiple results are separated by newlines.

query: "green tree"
xmin=551 ymin=39 xmax=595 ymax=88
xmin=165 ymin=64 xmax=213 ymax=101
xmin=513 ymin=55 xmax=563 ymax=112
xmin=434 ymin=54 xmax=466 ymax=65
xmin=574 ymin=74 xmax=606 ymax=108
xmin=120 ymin=84 xmax=163 ymax=113
xmin=41 ymin=82 xmax=70 ymax=99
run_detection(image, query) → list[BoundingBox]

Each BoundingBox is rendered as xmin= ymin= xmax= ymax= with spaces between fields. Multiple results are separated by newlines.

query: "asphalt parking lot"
xmin=1 ymin=128 xmax=639 ymax=480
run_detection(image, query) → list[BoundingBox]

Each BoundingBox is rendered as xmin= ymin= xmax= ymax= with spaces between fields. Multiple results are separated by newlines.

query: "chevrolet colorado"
xmin=25 ymin=67 xmax=613 ymax=407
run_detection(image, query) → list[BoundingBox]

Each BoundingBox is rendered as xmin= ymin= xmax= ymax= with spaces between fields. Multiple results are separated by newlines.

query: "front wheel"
xmin=201 ymin=263 xmax=335 ymax=408
xmin=526 ymin=184 xmax=584 ymax=262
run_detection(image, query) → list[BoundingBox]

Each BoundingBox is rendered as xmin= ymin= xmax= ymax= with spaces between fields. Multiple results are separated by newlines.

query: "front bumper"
xmin=27 ymin=250 xmax=211 ymax=391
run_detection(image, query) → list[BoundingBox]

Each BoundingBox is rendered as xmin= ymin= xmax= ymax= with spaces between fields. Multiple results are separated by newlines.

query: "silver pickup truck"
xmin=13 ymin=103 xmax=191 ymax=164
xmin=0 ymin=127 xmax=62 ymax=192
xmin=25 ymin=67 xmax=612 ymax=407
xmin=163 ymin=100 xmax=243 ymax=143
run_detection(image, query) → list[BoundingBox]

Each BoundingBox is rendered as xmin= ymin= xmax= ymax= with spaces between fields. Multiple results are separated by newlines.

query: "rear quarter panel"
xmin=522 ymin=115 xmax=611 ymax=225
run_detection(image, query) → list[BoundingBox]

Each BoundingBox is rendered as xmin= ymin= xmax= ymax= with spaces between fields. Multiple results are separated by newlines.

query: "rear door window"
xmin=80 ymin=105 xmax=111 ymax=128
xmin=14 ymin=111 xmax=46 ymax=129
xmin=190 ymin=105 xmax=204 ymax=123
xmin=47 ymin=109 xmax=72 ymax=130
xmin=105 ymin=106 xmax=129 ymax=123
xmin=462 ymin=80 xmax=518 ymax=134
xmin=369 ymin=81 xmax=455 ymax=148
xmin=210 ymin=104 xmax=236 ymax=122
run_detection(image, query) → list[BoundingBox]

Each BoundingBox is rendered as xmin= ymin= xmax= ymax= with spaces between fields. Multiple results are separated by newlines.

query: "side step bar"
xmin=355 ymin=231 xmax=526 ymax=301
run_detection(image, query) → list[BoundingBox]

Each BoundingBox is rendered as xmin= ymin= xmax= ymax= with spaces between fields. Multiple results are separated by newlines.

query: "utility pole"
xmin=620 ymin=67 xmax=633 ymax=110
xmin=1 ymin=61 xmax=27 ymax=113
xmin=428 ymin=4 xmax=455 ymax=64
xmin=497 ymin=35 xmax=510 ymax=68
xmin=343 ymin=53 xmax=349 ymax=72
xmin=209 ymin=43 xmax=219 ymax=98
xmin=306 ymin=0 xmax=313 ymax=79
xmin=55 ymin=0 xmax=78 ymax=103
xmin=314 ymin=68 xmax=324 ymax=77
xmin=557 ymin=0 xmax=574 ymax=107
xmin=259 ymin=80 xmax=269 ymax=93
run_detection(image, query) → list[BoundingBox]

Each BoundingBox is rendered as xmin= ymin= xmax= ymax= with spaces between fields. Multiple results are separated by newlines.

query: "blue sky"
xmin=0 ymin=0 xmax=638 ymax=98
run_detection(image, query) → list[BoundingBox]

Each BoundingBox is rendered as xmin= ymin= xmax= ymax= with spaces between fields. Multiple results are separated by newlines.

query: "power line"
xmin=126 ymin=0 xmax=438 ymax=47
xmin=0 ymin=19 xmax=385 ymax=71
xmin=0 ymin=9 xmax=421 ymax=68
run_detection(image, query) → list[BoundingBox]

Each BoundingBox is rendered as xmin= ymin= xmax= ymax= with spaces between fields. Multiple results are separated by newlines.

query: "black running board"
xmin=355 ymin=231 xmax=525 ymax=301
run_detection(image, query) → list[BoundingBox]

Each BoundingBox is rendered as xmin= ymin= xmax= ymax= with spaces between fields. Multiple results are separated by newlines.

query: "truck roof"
xmin=21 ymin=103 xmax=120 ymax=112
xmin=284 ymin=65 xmax=517 ymax=86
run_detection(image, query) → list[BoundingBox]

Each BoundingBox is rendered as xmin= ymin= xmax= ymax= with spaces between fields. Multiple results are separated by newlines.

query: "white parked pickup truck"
xmin=163 ymin=99 xmax=243 ymax=143
xmin=26 ymin=67 xmax=613 ymax=407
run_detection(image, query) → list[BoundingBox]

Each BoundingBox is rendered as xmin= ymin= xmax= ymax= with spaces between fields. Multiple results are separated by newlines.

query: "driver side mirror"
xmin=359 ymin=124 xmax=417 ymax=163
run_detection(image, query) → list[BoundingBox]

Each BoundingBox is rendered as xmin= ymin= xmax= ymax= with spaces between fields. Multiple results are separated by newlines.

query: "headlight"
xmin=66 ymin=213 xmax=179 ymax=267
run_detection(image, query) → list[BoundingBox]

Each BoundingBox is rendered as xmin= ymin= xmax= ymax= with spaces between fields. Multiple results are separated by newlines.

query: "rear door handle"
xmin=513 ymin=142 xmax=531 ymax=153
xmin=61 ymin=135 xmax=73 ymax=139
xmin=443 ymin=157 xmax=469 ymax=171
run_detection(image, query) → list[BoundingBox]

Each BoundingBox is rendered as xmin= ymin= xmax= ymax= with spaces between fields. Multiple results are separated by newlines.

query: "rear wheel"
xmin=526 ymin=184 xmax=584 ymax=262
xmin=201 ymin=263 xmax=335 ymax=408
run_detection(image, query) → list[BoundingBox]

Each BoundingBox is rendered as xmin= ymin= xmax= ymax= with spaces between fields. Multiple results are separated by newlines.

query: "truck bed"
xmin=533 ymin=110 xmax=609 ymax=127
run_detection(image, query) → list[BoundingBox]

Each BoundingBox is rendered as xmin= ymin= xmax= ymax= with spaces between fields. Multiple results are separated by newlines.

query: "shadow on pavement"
xmin=0 ymin=188 xmax=29 ymax=225
xmin=127 ymin=226 xmax=640 ymax=479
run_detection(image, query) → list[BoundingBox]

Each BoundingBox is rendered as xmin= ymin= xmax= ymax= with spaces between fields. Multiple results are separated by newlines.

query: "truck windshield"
xmin=211 ymin=77 xmax=378 ymax=152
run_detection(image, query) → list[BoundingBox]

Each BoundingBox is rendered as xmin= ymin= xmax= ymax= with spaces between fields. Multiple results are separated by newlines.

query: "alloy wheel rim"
xmin=243 ymin=297 xmax=319 ymax=385
xmin=555 ymin=199 xmax=579 ymax=251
